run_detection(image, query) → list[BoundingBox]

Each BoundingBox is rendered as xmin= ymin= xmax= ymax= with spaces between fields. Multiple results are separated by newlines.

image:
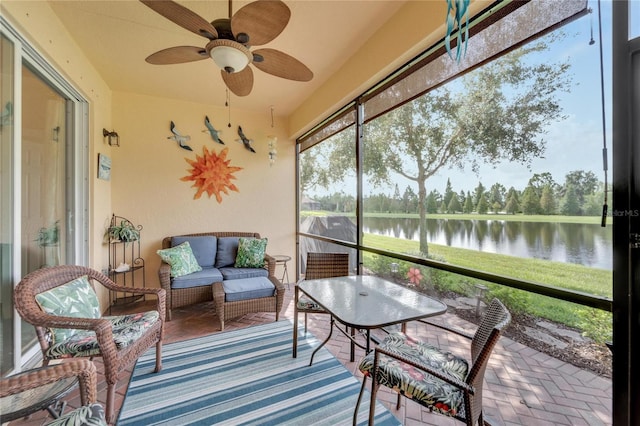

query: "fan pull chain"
xmin=226 ymin=89 xmax=231 ymax=128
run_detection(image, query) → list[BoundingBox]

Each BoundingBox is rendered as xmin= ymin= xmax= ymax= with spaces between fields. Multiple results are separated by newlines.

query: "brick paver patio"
xmin=10 ymin=288 xmax=612 ymax=425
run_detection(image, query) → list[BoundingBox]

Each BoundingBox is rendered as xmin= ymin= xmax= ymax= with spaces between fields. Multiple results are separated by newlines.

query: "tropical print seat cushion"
xmin=44 ymin=311 xmax=160 ymax=359
xmin=359 ymin=332 xmax=469 ymax=418
xmin=296 ymin=295 xmax=324 ymax=311
xmin=46 ymin=403 xmax=106 ymax=426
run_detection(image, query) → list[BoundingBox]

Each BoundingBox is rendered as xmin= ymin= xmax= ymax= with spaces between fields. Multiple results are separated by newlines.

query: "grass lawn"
xmin=361 ymin=233 xmax=612 ymax=342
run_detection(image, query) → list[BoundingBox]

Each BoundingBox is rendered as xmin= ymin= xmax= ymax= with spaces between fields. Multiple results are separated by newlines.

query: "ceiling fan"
xmin=140 ymin=0 xmax=313 ymax=97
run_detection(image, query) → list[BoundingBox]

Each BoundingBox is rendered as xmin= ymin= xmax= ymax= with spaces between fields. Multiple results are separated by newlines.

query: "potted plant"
xmin=106 ymin=220 xmax=140 ymax=243
xmin=35 ymin=221 xmax=59 ymax=247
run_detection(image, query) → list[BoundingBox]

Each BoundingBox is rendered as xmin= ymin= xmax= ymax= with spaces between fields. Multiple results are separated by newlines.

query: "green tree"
xmin=473 ymin=182 xmax=486 ymax=207
xmin=391 ymin=184 xmax=402 ymax=213
xmin=562 ymin=170 xmax=599 ymax=214
xmin=402 ymin=185 xmax=418 ymax=213
xmin=528 ymin=172 xmax=558 ymax=194
xmin=560 ymin=184 xmax=581 ymax=215
xmin=506 ymin=187 xmax=520 ymax=205
xmin=463 ymin=192 xmax=474 ymax=213
xmin=476 ymin=194 xmax=489 ymax=214
xmin=505 ymin=193 xmax=520 ymax=214
xmin=489 ymin=183 xmax=506 ymax=209
xmin=312 ymin=38 xmax=572 ymax=255
xmin=521 ymin=185 xmax=541 ymax=214
xmin=539 ymin=184 xmax=557 ymax=214
xmin=443 ymin=178 xmax=455 ymax=208
xmin=426 ymin=190 xmax=440 ymax=214
xmin=299 ymin=129 xmax=355 ymax=196
xmin=447 ymin=194 xmax=462 ymax=213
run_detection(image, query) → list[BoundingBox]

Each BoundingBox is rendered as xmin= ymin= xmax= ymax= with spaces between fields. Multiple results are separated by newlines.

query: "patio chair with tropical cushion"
xmin=14 ymin=265 xmax=166 ymax=424
xmin=292 ymin=252 xmax=350 ymax=358
xmin=353 ymin=298 xmax=511 ymax=426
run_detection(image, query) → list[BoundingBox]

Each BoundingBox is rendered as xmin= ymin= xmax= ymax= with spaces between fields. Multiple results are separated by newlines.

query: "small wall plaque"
xmin=98 ymin=153 xmax=111 ymax=181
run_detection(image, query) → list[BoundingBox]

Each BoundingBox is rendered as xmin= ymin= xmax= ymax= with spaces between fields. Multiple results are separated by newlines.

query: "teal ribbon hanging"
xmin=445 ymin=0 xmax=471 ymax=62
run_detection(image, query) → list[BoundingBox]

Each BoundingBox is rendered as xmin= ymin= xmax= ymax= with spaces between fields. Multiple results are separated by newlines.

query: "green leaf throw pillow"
xmin=157 ymin=241 xmax=202 ymax=278
xmin=234 ymin=237 xmax=268 ymax=268
xmin=35 ymin=275 xmax=101 ymax=344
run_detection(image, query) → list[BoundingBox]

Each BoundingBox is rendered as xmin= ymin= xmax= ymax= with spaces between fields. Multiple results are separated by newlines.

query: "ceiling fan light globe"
xmin=207 ymin=39 xmax=252 ymax=74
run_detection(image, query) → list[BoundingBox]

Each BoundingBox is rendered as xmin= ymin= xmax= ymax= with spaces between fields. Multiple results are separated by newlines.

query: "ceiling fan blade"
xmin=145 ymin=46 xmax=209 ymax=64
xmin=231 ymin=0 xmax=290 ymax=46
xmin=221 ymin=67 xmax=254 ymax=97
xmin=140 ymin=0 xmax=218 ymax=40
xmin=252 ymin=48 xmax=313 ymax=81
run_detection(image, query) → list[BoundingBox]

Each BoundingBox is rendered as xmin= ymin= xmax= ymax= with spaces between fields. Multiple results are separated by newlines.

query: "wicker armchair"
xmin=159 ymin=231 xmax=283 ymax=327
xmin=292 ymin=252 xmax=350 ymax=358
xmin=1 ymin=359 xmax=105 ymax=425
xmin=14 ymin=265 xmax=165 ymax=424
xmin=353 ymin=298 xmax=511 ymax=426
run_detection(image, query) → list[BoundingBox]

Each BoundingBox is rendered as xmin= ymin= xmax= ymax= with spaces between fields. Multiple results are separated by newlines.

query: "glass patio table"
xmin=298 ymin=275 xmax=447 ymax=365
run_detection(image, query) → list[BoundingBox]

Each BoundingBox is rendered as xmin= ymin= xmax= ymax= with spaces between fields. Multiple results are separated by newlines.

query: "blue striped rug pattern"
xmin=117 ymin=320 xmax=401 ymax=425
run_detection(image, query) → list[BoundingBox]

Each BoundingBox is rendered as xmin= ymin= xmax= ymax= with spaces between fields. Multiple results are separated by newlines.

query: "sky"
xmin=306 ymin=0 xmax=638 ymax=199
xmin=389 ymin=0 xmax=615 ymax=196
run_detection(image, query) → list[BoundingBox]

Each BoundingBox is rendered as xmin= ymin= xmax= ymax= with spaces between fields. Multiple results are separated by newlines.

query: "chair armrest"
xmin=90 ymin=270 xmax=158 ymax=297
xmin=158 ymin=262 xmax=172 ymax=292
xmin=374 ymin=346 xmax=475 ymax=395
xmin=264 ymin=253 xmax=276 ymax=276
xmin=0 ymin=359 xmax=98 ymax=406
xmin=417 ymin=318 xmax=474 ymax=340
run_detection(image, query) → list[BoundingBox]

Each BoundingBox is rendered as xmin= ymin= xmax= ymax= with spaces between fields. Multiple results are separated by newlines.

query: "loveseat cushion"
xmin=222 ymin=277 xmax=275 ymax=302
xmin=215 ymin=237 xmax=240 ymax=268
xmin=157 ymin=242 xmax=202 ymax=277
xmin=171 ymin=267 xmax=223 ymax=289
xmin=234 ymin=237 xmax=268 ymax=268
xmin=172 ymin=236 xmax=217 ymax=268
xmin=219 ymin=267 xmax=268 ymax=281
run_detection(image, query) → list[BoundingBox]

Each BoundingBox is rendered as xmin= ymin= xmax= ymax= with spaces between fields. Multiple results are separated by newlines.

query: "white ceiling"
xmin=48 ymin=0 xmax=407 ymax=117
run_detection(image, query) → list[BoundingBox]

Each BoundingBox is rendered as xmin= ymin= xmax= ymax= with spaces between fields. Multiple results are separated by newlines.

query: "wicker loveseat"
xmin=159 ymin=232 xmax=284 ymax=329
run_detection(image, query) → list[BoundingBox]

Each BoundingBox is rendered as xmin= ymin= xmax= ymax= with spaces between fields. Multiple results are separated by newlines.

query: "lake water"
xmin=363 ymin=217 xmax=612 ymax=270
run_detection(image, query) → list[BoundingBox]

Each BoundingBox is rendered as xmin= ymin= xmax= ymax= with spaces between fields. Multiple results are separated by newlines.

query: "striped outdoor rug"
xmin=117 ymin=320 xmax=400 ymax=425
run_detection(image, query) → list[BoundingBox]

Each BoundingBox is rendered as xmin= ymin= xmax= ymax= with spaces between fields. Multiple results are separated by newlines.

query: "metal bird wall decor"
xmin=203 ymin=116 xmax=225 ymax=145
xmin=237 ymin=126 xmax=256 ymax=153
xmin=168 ymin=121 xmax=193 ymax=151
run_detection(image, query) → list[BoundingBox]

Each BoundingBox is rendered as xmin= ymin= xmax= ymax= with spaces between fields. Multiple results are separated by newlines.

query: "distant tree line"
xmin=307 ymin=170 xmax=606 ymax=217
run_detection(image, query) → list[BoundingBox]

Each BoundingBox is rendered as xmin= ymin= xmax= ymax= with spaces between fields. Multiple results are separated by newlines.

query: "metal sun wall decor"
xmin=445 ymin=0 xmax=471 ymax=62
xmin=168 ymin=121 xmax=193 ymax=151
xmin=181 ymin=146 xmax=242 ymax=202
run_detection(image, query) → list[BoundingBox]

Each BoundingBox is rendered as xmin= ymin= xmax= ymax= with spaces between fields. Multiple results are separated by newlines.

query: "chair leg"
xmin=106 ymin=382 xmax=116 ymax=424
xmin=304 ymin=312 xmax=308 ymax=334
xmin=350 ymin=327 xmax=356 ymax=362
xmin=155 ymin=341 xmax=163 ymax=373
xmin=293 ymin=308 xmax=299 ymax=358
xmin=368 ymin=373 xmax=378 ymax=425
xmin=352 ymin=375 xmax=368 ymax=426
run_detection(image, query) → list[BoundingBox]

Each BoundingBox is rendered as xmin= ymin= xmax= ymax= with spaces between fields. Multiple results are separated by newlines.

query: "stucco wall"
xmin=110 ymin=91 xmax=295 ymax=288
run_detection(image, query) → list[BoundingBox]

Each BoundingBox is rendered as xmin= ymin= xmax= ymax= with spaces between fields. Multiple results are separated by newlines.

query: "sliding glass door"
xmin=1 ymin=17 xmax=88 ymax=373
xmin=19 ymin=65 xmax=72 ymax=353
xmin=0 ymin=32 xmax=16 ymax=375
